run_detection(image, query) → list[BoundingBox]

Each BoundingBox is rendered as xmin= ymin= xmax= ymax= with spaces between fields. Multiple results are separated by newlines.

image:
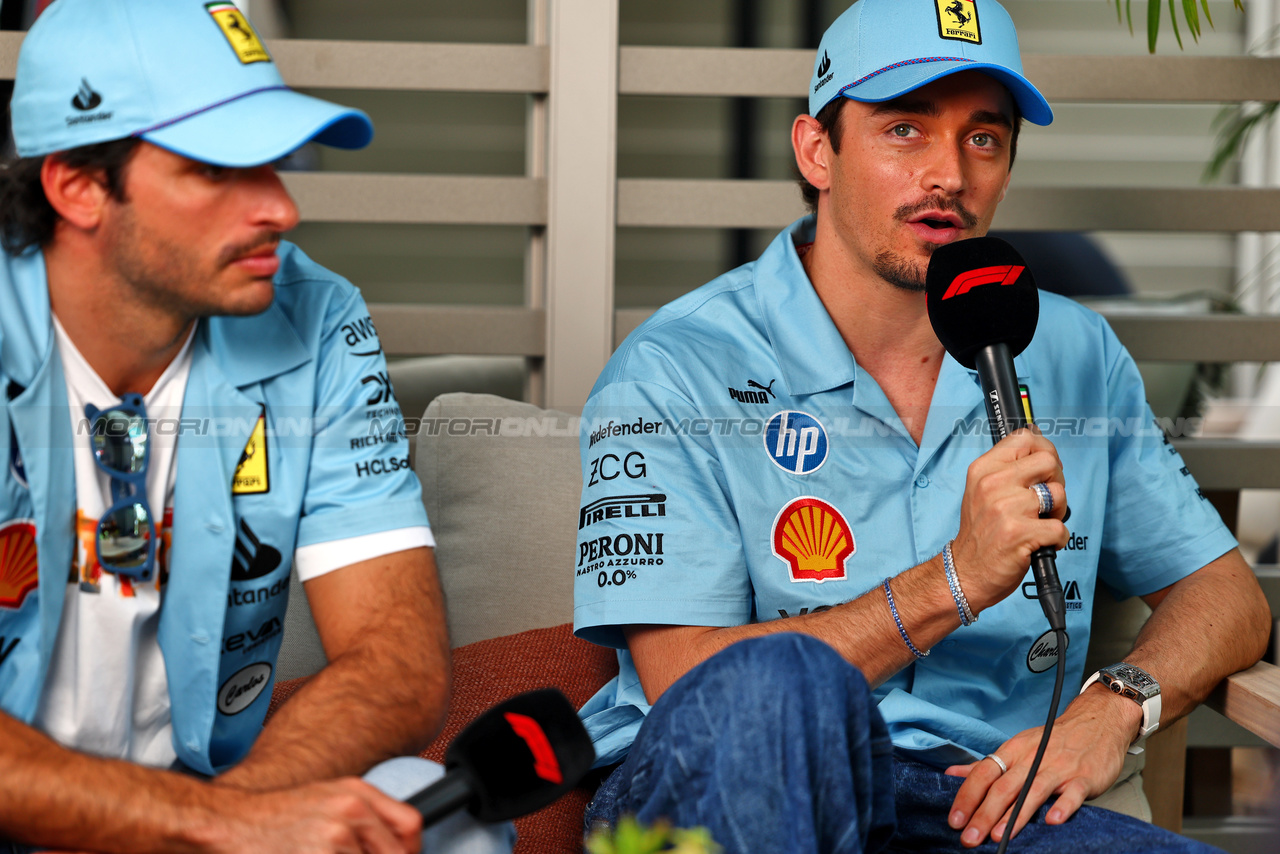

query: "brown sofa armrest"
xmin=1205 ymin=660 xmax=1280 ymax=747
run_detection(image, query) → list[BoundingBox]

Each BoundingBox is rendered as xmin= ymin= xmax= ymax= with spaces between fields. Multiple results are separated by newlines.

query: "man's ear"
xmin=40 ymin=155 xmax=111 ymax=232
xmin=998 ymin=168 xmax=1012 ymax=203
xmin=793 ymin=113 xmax=832 ymax=192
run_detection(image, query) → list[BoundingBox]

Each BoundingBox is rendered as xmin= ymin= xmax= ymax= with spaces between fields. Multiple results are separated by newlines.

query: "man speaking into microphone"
xmin=572 ymin=1 xmax=1269 ymax=851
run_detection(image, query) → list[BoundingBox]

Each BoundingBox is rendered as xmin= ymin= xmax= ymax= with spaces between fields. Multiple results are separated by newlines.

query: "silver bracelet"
xmin=883 ymin=577 xmax=928 ymax=659
xmin=943 ymin=541 xmax=976 ymax=626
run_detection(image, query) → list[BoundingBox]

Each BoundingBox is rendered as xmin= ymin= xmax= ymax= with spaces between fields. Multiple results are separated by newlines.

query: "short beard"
xmin=105 ymin=201 xmax=206 ymax=318
xmin=104 ymin=202 xmax=279 ymax=320
xmin=872 ymin=248 xmax=933 ymax=293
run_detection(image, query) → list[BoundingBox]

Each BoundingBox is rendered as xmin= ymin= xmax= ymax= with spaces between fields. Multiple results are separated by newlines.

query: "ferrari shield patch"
xmin=935 ymin=0 xmax=982 ymax=44
xmin=205 ymin=2 xmax=271 ymax=65
xmin=233 ymin=408 xmax=270 ymax=495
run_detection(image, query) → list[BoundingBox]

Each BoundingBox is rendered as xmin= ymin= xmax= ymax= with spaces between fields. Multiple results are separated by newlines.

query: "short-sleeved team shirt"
xmin=573 ymin=216 xmax=1236 ymax=768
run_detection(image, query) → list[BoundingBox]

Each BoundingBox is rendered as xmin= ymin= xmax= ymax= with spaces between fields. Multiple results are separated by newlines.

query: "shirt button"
xmin=915 ymin=475 xmax=930 ymax=488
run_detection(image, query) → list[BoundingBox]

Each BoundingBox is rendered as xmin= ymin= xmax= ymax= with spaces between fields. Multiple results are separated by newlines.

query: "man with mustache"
xmin=0 ymin=2 xmax=513 ymax=852
xmin=573 ymin=1 xmax=1268 ymax=851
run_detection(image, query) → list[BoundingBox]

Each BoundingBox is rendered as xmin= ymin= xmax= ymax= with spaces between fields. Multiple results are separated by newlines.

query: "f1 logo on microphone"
xmin=941 ymin=265 xmax=1025 ymax=299
xmin=504 ymin=712 xmax=564 ymax=784
xmin=764 ymin=411 xmax=828 ymax=475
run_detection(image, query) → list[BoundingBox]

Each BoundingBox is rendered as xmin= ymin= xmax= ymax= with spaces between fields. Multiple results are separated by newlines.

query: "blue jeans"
xmin=1 ymin=757 xmax=514 ymax=854
xmin=585 ymin=634 xmax=1219 ymax=854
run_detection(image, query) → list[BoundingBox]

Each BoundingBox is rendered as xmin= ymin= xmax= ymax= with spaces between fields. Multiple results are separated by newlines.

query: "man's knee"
xmin=650 ymin=633 xmax=877 ymax=738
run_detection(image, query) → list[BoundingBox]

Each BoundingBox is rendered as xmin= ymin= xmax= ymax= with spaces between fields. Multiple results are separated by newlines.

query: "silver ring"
xmin=986 ymin=753 xmax=1008 ymax=774
xmin=1030 ymin=482 xmax=1053 ymax=516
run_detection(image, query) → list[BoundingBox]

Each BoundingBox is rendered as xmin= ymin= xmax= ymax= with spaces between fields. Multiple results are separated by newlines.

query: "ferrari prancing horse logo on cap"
xmin=936 ymin=0 xmax=981 ymax=44
xmin=205 ymin=2 xmax=271 ymax=65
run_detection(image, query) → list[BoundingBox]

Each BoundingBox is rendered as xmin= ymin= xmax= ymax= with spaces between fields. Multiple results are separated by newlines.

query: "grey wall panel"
xmin=1177 ymin=441 xmax=1280 ymax=490
xmin=279 ymin=173 xmax=546 ymax=225
xmin=270 ymin=41 xmax=549 ymax=92
xmin=617 ymin=179 xmax=1280 ymax=233
xmin=616 ymin=44 xmax=1280 ymax=102
xmin=369 ymin=305 xmax=545 ymax=356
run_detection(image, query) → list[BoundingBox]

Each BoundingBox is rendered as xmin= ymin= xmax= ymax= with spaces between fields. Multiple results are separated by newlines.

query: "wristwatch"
xmin=1080 ymin=663 xmax=1161 ymax=754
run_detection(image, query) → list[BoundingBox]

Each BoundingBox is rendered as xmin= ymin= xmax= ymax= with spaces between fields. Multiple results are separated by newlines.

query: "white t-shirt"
xmin=34 ymin=317 xmax=194 ymax=766
xmin=34 ymin=318 xmax=434 ymax=767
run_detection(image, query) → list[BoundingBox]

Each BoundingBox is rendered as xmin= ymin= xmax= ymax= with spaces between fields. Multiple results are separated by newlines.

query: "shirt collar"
xmin=755 ymin=217 xmax=857 ymax=397
xmin=0 ymin=248 xmax=309 ymax=391
xmin=202 ymin=299 xmax=311 ymax=388
xmin=754 ymin=217 xmax=1033 ymax=399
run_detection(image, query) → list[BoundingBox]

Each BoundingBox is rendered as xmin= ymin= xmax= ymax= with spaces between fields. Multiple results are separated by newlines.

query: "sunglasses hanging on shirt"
xmin=85 ymin=393 xmax=156 ymax=581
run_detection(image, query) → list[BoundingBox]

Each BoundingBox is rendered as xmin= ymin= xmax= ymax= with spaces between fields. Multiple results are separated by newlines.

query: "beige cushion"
xmin=416 ymin=393 xmax=581 ymax=648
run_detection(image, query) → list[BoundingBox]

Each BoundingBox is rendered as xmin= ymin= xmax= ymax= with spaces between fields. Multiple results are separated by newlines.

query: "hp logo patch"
xmin=764 ymin=411 xmax=828 ymax=475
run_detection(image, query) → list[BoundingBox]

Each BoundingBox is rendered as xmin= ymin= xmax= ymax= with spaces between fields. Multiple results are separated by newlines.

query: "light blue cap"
xmin=11 ymin=0 xmax=374 ymax=166
xmin=809 ymin=0 xmax=1052 ymax=126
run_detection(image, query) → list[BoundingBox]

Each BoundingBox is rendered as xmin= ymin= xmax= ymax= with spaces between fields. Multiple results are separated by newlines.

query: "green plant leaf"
xmin=670 ymin=827 xmax=723 ymax=854
xmin=1168 ymin=0 xmax=1184 ymax=49
xmin=1204 ymin=102 xmax=1279 ymax=182
xmin=1147 ymin=0 xmax=1161 ymax=52
xmin=1201 ymin=0 xmax=1213 ymax=29
xmin=1126 ymin=0 xmax=1134 ymax=34
xmin=1182 ymin=0 xmax=1199 ymax=40
xmin=585 ymin=830 xmax=617 ymax=854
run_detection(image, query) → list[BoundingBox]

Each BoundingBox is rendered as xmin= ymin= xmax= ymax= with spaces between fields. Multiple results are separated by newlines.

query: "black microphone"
xmin=925 ymin=236 xmax=1066 ymax=632
xmin=407 ymin=688 xmax=596 ymax=827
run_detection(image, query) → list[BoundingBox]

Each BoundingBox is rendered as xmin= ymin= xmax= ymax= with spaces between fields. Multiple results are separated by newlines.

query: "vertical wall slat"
xmin=525 ymin=0 xmax=551 ymax=406
xmin=544 ymin=0 xmax=619 ymax=410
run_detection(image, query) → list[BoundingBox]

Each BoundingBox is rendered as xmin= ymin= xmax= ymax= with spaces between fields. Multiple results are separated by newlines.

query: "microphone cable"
xmin=996 ymin=626 xmax=1067 ymax=854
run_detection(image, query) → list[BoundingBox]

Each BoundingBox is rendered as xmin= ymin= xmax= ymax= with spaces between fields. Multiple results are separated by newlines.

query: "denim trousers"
xmin=2 ymin=756 xmax=515 ymax=854
xmin=585 ymin=633 xmax=1221 ymax=854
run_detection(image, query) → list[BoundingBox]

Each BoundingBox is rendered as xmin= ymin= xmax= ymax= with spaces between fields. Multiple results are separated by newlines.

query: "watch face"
xmin=1106 ymin=664 xmax=1160 ymax=697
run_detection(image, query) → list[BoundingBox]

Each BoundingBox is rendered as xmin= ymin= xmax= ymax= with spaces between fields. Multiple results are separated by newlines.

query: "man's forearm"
xmin=627 ymin=428 xmax=1071 ymax=703
xmin=217 ymin=636 xmax=449 ymax=791
xmin=1124 ymin=548 xmax=1271 ymax=727
xmin=628 ymin=552 xmax=978 ymax=701
xmin=217 ymin=548 xmax=452 ymax=792
xmin=0 ymin=710 xmax=226 ymax=853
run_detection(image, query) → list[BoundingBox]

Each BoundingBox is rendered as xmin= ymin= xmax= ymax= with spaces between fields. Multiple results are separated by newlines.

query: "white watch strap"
xmin=1080 ymin=669 xmax=1160 ymax=755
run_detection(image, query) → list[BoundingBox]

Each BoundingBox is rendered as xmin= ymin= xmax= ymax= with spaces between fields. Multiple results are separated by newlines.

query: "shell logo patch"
xmin=233 ymin=409 xmax=270 ymax=495
xmin=0 ymin=519 xmax=38 ymax=610
xmin=772 ymin=497 xmax=854 ymax=583
xmin=935 ymin=0 xmax=981 ymax=44
xmin=205 ymin=2 xmax=271 ymax=65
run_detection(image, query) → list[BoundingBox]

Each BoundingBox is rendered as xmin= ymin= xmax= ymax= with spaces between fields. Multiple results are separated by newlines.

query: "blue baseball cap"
xmin=11 ymin=0 xmax=373 ymax=166
xmin=809 ymin=0 xmax=1052 ymax=126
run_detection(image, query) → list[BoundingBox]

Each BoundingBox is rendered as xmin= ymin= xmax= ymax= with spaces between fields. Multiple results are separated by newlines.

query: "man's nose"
xmin=920 ymin=140 xmax=965 ymax=196
xmin=246 ymin=165 xmax=300 ymax=232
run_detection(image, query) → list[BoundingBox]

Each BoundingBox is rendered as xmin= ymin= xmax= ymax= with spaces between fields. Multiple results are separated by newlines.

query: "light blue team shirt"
xmin=0 ymin=242 xmax=428 ymax=774
xmin=573 ymin=216 xmax=1236 ymax=769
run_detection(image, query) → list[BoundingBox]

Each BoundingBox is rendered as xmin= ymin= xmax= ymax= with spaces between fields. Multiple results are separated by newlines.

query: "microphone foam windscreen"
xmin=445 ymin=687 xmax=596 ymax=823
xmin=925 ymin=236 xmax=1039 ymax=369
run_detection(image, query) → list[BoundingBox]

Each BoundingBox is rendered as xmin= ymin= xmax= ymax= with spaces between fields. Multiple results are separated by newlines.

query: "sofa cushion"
xmin=416 ymin=393 xmax=581 ymax=648
xmin=267 ymin=622 xmax=617 ymax=854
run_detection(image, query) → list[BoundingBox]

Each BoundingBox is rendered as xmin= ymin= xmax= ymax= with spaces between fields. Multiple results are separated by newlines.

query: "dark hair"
xmin=0 ymin=137 xmax=140 ymax=253
xmin=795 ymin=95 xmax=1024 ymax=214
